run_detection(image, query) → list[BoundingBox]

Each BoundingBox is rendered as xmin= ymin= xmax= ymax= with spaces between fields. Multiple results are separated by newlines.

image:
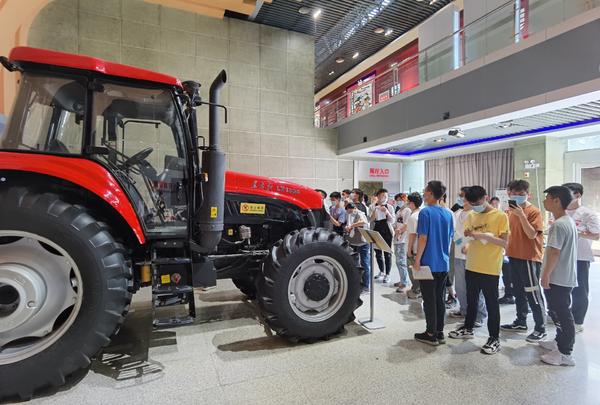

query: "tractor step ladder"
xmin=151 ymin=252 xmax=196 ymax=328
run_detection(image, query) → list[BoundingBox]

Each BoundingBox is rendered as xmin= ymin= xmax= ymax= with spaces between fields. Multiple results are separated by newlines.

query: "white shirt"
xmin=407 ymin=209 xmax=420 ymax=253
xmin=453 ymin=209 xmax=470 ymax=260
xmin=394 ymin=206 xmax=412 ymax=244
xmin=566 ymin=205 xmax=600 ymax=262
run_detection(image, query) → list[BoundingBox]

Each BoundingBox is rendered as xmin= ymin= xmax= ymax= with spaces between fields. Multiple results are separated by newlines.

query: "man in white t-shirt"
xmin=405 ymin=192 xmax=423 ymax=299
xmin=394 ymin=195 xmax=412 ymax=291
xmin=563 ymin=183 xmax=600 ymax=333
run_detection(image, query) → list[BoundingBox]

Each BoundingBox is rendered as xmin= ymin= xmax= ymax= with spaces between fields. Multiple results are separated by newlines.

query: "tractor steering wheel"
xmin=124 ymin=147 xmax=154 ymax=167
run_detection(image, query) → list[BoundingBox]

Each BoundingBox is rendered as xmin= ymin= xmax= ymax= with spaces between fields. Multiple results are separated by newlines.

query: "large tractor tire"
xmin=0 ymin=188 xmax=132 ymax=401
xmin=256 ymin=228 xmax=362 ymax=342
xmin=232 ymin=275 xmax=257 ymax=299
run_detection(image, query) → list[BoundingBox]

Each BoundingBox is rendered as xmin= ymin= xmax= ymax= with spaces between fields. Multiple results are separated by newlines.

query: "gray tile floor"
xmin=26 ymin=263 xmax=600 ymax=405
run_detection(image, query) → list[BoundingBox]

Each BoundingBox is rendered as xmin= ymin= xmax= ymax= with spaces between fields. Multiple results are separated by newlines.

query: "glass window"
xmin=92 ymin=82 xmax=188 ymax=235
xmin=0 ymin=73 xmax=85 ymax=154
xmin=567 ymin=134 xmax=600 ymax=152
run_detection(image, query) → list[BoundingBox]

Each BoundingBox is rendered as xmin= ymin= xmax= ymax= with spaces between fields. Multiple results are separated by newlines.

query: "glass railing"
xmin=314 ymin=0 xmax=600 ymax=128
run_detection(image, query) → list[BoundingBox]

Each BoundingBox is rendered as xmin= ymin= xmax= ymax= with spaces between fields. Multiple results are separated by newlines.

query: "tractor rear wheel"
xmin=256 ymin=228 xmax=362 ymax=341
xmin=0 ymin=188 xmax=132 ymax=401
xmin=232 ymin=275 xmax=257 ymax=299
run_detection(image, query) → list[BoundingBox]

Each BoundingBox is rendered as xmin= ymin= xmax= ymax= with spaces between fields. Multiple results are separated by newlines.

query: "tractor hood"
xmin=224 ymin=171 xmax=323 ymax=210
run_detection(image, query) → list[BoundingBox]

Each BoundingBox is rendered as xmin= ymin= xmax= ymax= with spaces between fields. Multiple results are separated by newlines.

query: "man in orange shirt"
xmin=501 ymin=180 xmax=547 ymax=342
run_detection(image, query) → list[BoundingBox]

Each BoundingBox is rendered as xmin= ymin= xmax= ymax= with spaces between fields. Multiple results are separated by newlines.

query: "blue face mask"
xmin=471 ymin=204 xmax=486 ymax=213
xmin=456 ymin=197 xmax=464 ymax=207
xmin=510 ymin=195 xmax=527 ymax=205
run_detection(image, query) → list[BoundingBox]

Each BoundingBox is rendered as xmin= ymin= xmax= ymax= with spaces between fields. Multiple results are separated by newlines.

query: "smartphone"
xmin=508 ymin=200 xmax=518 ymax=208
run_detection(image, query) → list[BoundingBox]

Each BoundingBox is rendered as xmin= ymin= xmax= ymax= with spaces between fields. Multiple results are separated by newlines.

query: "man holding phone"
xmin=501 ymin=180 xmax=547 ymax=342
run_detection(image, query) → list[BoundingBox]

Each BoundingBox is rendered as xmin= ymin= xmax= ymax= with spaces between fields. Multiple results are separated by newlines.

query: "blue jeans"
xmin=394 ymin=243 xmax=409 ymax=285
xmin=353 ymin=244 xmax=371 ymax=288
xmin=454 ymin=258 xmax=487 ymax=322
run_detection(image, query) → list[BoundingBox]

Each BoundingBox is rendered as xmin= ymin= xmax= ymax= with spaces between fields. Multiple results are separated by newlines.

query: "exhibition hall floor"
xmin=26 ymin=264 xmax=600 ymax=405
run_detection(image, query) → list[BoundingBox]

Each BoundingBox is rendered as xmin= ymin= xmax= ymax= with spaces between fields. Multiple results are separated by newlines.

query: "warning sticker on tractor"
xmin=240 ymin=203 xmax=266 ymax=215
xmin=160 ymin=274 xmax=171 ymax=284
xmin=210 ymin=207 xmax=218 ymax=218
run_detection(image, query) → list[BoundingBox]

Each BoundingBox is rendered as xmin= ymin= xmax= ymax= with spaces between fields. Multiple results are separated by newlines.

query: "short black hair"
xmin=394 ymin=193 xmax=403 ymax=200
xmin=490 ymin=196 xmax=500 ymax=203
xmin=315 ymin=189 xmax=327 ymax=199
xmin=407 ymin=192 xmax=423 ymax=208
xmin=376 ymin=188 xmax=388 ymax=196
xmin=562 ymin=182 xmax=583 ymax=196
xmin=352 ymin=188 xmax=364 ymax=199
xmin=329 ymin=191 xmax=341 ymax=200
xmin=465 ymin=186 xmax=487 ymax=203
xmin=460 ymin=186 xmax=471 ymax=194
xmin=342 ymin=189 xmax=351 ymax=195
xmin=544 ymin=186 xmax=573 ymax=209
xmin=345 ymin=202 xmax=356 ymax=210
xmin=425 ymin=181 xmax=446 ymax=200
xmin=507 ymin=179 xmax=530 ymax=193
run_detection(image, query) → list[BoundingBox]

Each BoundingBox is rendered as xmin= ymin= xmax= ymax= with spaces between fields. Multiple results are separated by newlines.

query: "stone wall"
xmin=28 ymin=0 xmax=353 ymax=193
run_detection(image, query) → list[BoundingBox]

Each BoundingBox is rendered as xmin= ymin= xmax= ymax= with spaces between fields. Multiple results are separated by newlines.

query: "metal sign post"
xmin=357 ymin=228 xmax=391 ymax=330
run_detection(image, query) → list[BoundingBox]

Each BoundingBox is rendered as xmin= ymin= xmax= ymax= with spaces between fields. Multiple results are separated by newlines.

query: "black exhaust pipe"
xmin=197 ymin=70 xmax=227 ymax=253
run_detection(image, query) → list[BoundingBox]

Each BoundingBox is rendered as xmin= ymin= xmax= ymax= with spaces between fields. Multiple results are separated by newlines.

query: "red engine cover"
xmin=225 ymin=171 xmax=323 ymax=210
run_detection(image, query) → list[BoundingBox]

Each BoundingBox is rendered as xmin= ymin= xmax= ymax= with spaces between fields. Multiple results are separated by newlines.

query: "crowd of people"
xmin=316 ymin=179 xmax=599 ymax=366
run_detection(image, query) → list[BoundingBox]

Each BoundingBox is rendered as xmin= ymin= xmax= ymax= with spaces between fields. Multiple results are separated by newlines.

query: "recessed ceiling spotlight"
xmin=352 ymin=51 xmax=359 ymax=59
xmin=390 ymin=62 xmax=398 ymax=68
xmin=335 ymin=57 xmax=345 ymax=64
xmin=298 ymin=6 xmax=310 ymax=14
xmin=374 ymin=27 xmax=385 ymax=34
xmin=429 ymin=0 xmax=438 ymax=5
xmin=328 ymin=70 xmax=335 ymax=76
xmin=494 ymin=120 xmax=514 ymax=129
xmin=312 ymin=8 xmax=322 ymax=19
xmin=448 ymin=128 xmax=465 ymax=138
xmin=433 ymin=138 xmax=445 ymax=143
xmin=384 ymin=28 xmax=394 ymax=36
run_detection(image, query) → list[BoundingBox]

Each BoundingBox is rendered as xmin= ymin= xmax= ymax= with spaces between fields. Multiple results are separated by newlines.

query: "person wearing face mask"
xmin=413 ymin=181 xmax=454 ymax=346
xmin=448 ymin=186 xmax=508 ymax=355
xmin=449 ymin=187 xmax=487 ymax=325
xmin=562 ymin=183 xmax=600 ymax=333
xmin=501 ymin=180 xmax=547 ymax=343
xmin=369 ymin=188 xmax=395 ymax=283
xmin=351 ymin=188 xmax=368 ymax=215
xmin=393 ymin=193 xmax=412 ymax=291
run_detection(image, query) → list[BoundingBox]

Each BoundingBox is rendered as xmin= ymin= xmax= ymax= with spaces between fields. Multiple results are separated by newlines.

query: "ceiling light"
xmin=312 ymin=8 xmax=322 ymax=19
xmin=352 ymin=51 xmax=359 ymax=59
xmin=384 ymin=28 xmax=394 ymax=36
xmin=495 ymin=121 xmax=514 ymax=129
xmin=328 ymin=70 xmax=335 ymax=76
xmin=335 ymin=57 xmax=345 ymax=63
xmin=433 ymin=138 xmax=445 ymax=143
xmin=429 ymin=0 xmax=438 ymax=5
xmin=374 ymin=27 xmax=384 ymax=34
xmin=390 ymin=62 xmax=398 ymax=68
xmin=448 ymin=128 xmax=465 ymax=138
xmin=298 ymin=6 xmax=310 ymax=14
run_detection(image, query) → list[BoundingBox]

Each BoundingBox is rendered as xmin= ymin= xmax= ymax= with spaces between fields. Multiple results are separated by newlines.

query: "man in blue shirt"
xmin=414 ymin=180 xmax=454 ymax=345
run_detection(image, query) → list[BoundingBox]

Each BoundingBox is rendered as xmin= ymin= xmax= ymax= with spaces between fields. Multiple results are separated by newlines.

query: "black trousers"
xmin=420 ymin=272 xmax=448 ymax=333
xmin=501 ymin=260 xmax=514 ymax=297
xmin=509 ymin=258 xmax=546 ymax=332
xmin=374 ymin=223 xmax=393 ymax=275
xmin=546 ymin=284 xmax=575 ymax=355
xmin=465 ymin=270 xmax=500 ymax=339
xmin=572 ymin=261 xmax=590 ymax=325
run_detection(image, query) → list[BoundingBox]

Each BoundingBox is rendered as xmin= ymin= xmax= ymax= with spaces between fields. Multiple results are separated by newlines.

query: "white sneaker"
xmin=374 ymin=272 xmax=384 ymax=280
xmin=541 ymin=350 xmax=575 ymax=366
xmin=539 ymin=340 xmax=558 ymax=351
xmin=383 ymin=275 xmax=390 ymax=284
xmin=575 ymin=324 xmax=584 ymax=333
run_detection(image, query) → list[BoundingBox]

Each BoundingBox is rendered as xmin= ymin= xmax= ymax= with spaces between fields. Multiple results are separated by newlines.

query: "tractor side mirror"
xmin=182 ymin=80 xmax=202 ymax=107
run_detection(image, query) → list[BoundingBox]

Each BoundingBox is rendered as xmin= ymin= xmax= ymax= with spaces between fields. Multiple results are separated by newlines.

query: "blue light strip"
xmin=370 ymin=116 xmax=600 ymax=157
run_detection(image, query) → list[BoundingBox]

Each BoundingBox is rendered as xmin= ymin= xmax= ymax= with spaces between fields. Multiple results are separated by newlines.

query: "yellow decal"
xmin=210 ymin=206 xmax=218 ymax=218
xmin=240 ymin=203 xmax=266 ymax=215
xmin=160 ymin=274 xmax=171 ymax=284
xmin=227 ymin=228 xmax=234 ymax=236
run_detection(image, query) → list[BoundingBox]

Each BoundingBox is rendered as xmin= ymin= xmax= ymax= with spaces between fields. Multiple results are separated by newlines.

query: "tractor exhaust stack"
xmin=196 ymin=70 xmax=227 ymax=253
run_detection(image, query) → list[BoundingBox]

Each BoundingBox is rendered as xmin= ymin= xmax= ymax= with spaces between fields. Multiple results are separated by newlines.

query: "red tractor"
xmin=0 ymin=47 xmax=362 ymax=400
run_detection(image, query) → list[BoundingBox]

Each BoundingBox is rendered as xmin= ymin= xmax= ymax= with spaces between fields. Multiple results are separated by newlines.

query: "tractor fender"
xmin=0 ymin=151 xmax=145 ymax=244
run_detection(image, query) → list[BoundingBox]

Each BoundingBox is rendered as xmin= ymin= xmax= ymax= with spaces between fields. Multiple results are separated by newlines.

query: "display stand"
xmin=357 ymin=228 xmax=392 ymax=330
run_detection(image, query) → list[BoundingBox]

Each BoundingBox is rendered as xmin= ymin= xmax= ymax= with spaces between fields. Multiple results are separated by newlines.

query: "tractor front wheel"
xmin=256 ymin=228 xmax=362 ymax=341
xmin=0 ymin=188 xmax=132 ymax=401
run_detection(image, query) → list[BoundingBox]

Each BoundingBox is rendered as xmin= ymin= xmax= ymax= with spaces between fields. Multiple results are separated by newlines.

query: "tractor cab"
xmin=1 ymin=65 xmax=191 ymax=237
